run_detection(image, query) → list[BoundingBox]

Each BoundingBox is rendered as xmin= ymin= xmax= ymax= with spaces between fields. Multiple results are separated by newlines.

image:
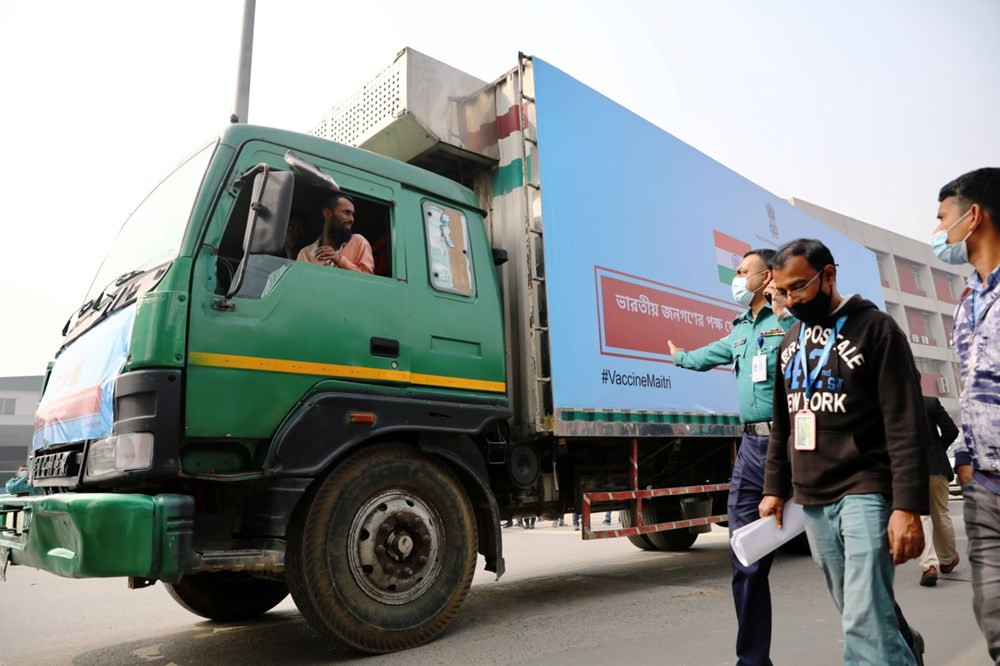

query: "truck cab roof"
xmin=218 ymin=124 xmax=484 ymax=213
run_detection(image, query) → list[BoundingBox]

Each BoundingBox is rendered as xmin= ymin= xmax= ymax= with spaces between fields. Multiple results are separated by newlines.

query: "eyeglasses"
xmin=774 ymin=268 xmax=827 ymax=300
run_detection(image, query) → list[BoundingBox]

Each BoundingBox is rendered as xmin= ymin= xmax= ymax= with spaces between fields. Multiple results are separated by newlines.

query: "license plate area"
xmin=32 ymin=451 xmax=81 ymax=480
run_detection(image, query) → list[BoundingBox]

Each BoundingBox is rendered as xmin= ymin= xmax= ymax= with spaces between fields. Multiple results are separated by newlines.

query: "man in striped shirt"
xmin=933 ymin=167 xmax=1000 ymax=663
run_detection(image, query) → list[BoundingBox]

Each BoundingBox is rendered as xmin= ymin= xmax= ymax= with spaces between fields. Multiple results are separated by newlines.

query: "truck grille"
xmin=32 ymin=451 xmax=81 ymax=480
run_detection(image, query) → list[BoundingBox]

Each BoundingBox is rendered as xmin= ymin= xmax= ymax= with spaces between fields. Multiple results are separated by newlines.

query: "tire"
xmin=618 ymin=508 xmax=657 ymax=551
xmin=284 ymin=482 xmax=327 ymax=631
xmin=644 ymin=499 xmax=698 ymax=552
xmin=286 ymin=443 xmax=477 ymax=654
xmin=164 ymin=571 xmax=289 ymax=621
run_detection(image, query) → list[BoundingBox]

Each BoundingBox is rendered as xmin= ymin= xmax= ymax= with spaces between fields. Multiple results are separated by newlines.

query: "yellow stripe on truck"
xmin=409 ymin=372 xmax=507 ymax=393
xmin=188 ymin=352 xmax=506 ymax=393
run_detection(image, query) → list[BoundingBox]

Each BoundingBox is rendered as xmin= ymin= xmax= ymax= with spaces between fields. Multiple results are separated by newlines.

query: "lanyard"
xmin=797 ymin=316 xmax=847 ymax=400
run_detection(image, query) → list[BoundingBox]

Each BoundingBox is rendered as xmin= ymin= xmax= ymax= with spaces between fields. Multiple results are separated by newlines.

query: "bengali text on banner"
xmin=596 ymin=266 xmax=744 ymax=364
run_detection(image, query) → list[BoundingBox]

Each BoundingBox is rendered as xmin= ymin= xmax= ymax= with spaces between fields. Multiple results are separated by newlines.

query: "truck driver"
xmin=297 ymin=193 xmax=374 ymax=274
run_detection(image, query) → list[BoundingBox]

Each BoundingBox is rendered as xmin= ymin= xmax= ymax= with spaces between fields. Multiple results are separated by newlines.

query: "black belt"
xmin=743 ymin=421 xmax=772 ymax=436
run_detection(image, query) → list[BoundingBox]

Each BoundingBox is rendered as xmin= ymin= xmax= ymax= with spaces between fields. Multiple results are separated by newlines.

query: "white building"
xmin=791 ymin=199 xmax=964 ymax=422
xmin=0 ymin=375 xmax=43 ymax=478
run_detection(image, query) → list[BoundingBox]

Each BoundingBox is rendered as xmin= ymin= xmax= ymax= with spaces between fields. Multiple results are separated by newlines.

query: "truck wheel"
xmin=618 ymin=508 xmax=657 ymax=551
xmin=164 ymin=572 xmax=289 ymax=621
xmin=284 ymin=483 xmax=327 ymax=631
xmin=644 ymin=500 xmax=698 ymax=552
xmin=286 ymin=443 xmax=477 ymax=653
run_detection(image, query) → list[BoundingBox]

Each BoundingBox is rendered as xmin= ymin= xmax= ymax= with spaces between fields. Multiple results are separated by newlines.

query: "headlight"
xmin=85 ymin=433 xmax=154 ymax=479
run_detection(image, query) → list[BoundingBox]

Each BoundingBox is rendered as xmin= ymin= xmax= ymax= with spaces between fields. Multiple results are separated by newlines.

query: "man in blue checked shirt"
xmin=932 ymin=167 xmax=1000 ymax=663
xmin=668 ymin=248 xmax=791 ymax=666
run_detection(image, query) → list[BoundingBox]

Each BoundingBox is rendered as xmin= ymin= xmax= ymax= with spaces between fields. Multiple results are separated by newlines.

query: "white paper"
xmin=730 ymin=500 xmax=806 ymax=567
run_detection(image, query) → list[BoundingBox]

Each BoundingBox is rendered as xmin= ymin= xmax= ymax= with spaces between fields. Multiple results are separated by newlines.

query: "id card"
xmin=752 ymin=354 xmax=767 ymax=383
xmin=794 ymin=409 xmax=816 ymax=451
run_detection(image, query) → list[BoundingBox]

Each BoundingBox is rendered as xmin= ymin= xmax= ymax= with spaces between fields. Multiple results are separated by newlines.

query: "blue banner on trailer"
xmin=531 ymin=57 xmax=884 ymax=416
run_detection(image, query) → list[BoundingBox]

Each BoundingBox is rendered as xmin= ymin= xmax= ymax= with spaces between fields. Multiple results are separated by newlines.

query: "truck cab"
xmin=3 ymin=125 xmax=517 ymax=653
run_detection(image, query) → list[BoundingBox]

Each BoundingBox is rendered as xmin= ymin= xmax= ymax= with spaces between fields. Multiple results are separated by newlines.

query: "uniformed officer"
xmin=668 ymin=248 xmax=791 ymax=666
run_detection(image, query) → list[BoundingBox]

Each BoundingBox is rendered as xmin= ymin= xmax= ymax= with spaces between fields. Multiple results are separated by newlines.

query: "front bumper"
xmin=0 ymin=493 xmax=194 ymax=583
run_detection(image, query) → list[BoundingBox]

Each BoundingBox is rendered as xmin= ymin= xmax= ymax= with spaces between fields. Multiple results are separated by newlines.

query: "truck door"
xmin=404 ymin=196 xmax=506 ymax=398
xmin=185 ymin=142 xmax=409 ymax=439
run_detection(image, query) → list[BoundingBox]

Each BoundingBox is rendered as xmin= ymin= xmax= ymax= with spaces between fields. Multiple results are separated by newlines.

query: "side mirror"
xmin=223 ymin=167 xmax=295 ymax=301
xmin=246 ymin=170 xmax=294 ymax=256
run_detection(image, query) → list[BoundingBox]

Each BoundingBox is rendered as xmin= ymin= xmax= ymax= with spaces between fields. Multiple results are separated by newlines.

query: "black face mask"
xmin=788 ymin=275 xmax=832 ymax=324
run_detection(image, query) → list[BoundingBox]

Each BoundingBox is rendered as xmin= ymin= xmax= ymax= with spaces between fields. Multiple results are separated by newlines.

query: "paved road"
xmin=0 ymin=500 xmax=989 ymax=665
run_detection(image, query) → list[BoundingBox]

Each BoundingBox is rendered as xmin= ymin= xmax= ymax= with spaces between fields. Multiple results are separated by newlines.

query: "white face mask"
xmin=731 ymin=270 xmax=766 ymax=307
xmin=930 ymin=208 xmax=973 ymax=265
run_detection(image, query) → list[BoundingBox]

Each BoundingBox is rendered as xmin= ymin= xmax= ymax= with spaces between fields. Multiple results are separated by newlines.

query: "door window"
xmin=422 ymin=201 xmax=474 ymax=297
xmin=214 ymin=178 xmax=394 ymax=299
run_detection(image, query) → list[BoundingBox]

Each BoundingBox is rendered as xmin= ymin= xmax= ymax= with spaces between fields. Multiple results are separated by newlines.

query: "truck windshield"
xmin=83 ymin=142 xmax=216 ymax=303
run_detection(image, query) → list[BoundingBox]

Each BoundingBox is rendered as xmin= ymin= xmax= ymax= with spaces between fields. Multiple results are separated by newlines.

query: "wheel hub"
xmin=347 ymin=491 xmax=443 ymax=604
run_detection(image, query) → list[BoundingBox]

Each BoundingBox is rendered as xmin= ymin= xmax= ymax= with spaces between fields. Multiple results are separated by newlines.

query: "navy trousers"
xmin=728 ymin=433 xmax=774 ymax=666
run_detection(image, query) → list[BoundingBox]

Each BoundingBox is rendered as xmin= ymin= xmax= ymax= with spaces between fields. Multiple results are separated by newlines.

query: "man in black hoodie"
xmin=758 ymin=239 xmax=929 ymax=665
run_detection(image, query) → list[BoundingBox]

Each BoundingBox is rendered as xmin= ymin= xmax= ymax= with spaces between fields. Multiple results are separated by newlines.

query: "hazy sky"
xmin=1 ymin=0 xmax=998 ymax=376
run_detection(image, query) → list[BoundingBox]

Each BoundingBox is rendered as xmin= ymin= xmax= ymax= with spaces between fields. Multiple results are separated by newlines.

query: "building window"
xmin=0 ymin=398 xmax=15 ymax=415
xmin=943 ymin=314 xmax=955 ymax=346
xmin=876 ymin=253 xmax=888 ymax=283
xmin=921 ymin=312 xmax=936 ymax=345
xmin=948 ymin=276 xmax=959 ymax=300
xmin=911 ymin=265 xmax=924 ymax=293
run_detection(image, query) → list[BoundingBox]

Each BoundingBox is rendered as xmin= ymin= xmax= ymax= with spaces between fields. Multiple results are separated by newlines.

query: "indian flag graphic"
xmin=714 ymin=230 xmax=751 ymax=284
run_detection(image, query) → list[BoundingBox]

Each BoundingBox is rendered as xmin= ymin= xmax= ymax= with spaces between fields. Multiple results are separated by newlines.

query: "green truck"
xmin=1 ymin=50 xmax=881 ymax=653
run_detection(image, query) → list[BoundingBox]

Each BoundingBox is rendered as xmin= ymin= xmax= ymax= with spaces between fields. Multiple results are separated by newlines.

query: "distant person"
xmin=760 ymin=238 xmax=927 ymax=665
xmin=932 ymin=167 xmax=1000 ymax=662
xmin=669 ymin=248 xmax=791 ymax=666
xmin=5 ymin=465 xmax=32 ymax=495
xmin=297 ymin=193 xmax=374 ymax=274
xmin=917 ymin=395 xmax=960 ymax=588
xmin=370 ymin=233 xmax=390 ymax=276
xmin=284 ymin=208 xmax=312 ymax=260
